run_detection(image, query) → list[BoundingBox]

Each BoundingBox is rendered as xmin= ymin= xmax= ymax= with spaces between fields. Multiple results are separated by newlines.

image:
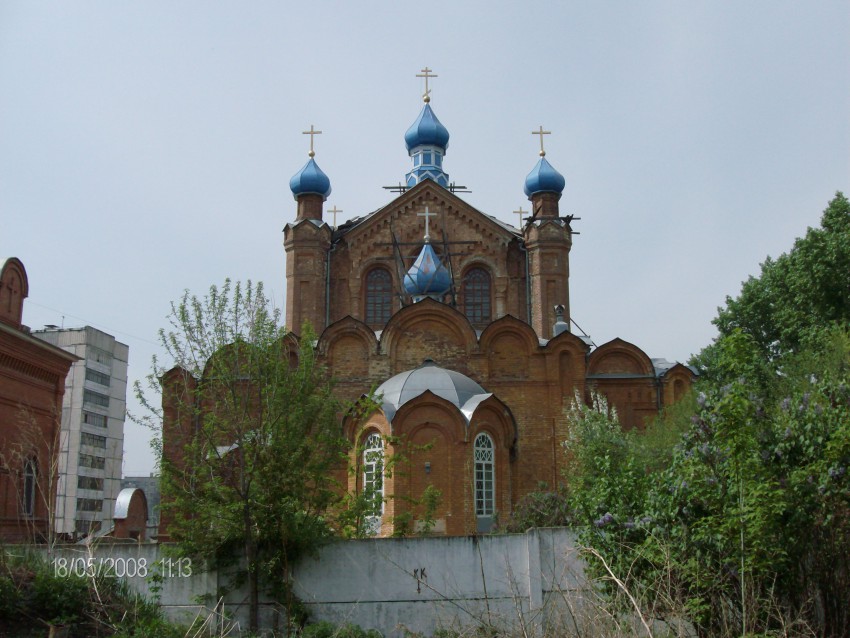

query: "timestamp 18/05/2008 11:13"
xmin=52 ymin=556 xmax=192 ymax=579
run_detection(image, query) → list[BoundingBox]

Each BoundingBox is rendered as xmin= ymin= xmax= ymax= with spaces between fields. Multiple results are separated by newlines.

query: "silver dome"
xmin=375 ymin=359 xmax=491 ymax=424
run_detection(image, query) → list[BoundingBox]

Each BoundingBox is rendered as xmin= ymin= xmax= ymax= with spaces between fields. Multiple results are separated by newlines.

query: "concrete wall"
xmin=292 ymin=528 xmax=588 ymax=637
xmin=41 ymin=528 xmax=590 ymax=637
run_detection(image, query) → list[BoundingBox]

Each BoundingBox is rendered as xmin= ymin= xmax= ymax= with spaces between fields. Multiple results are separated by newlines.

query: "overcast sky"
xmin=2 ymin=2 xmax=848 ymax=477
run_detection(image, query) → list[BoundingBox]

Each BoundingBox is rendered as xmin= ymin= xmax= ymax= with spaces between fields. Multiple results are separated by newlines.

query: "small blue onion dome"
xmin=289 ymin=157 xmax=332 ymax=200
xmin=403 ymin=243 xmax=452 ymax=296
xmin=404 ymin=104 xmax=450 ymax=152
xmin=523 ymin=157 xmax=566 ymax=197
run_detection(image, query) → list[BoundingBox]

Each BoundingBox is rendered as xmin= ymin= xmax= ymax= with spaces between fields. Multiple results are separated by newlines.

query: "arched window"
xmin=365 ymin=268 xmax=393 ymax=327
xmin=462 ymin=267 xmax=491 ymax=326
xmin=363 ymin=432 xmax=384 ymax=523
xmin=23 ymin=458 xmax=37 ymax=517
xmin=474 ymin=433 xmax=495 ymax=523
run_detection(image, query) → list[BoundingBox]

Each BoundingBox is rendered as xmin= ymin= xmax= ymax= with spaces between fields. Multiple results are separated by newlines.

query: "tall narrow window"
xmin=363 ymin=432 xmax=384 ymax=521
xmin=365 ymin=269 xmax=393 ymax=326
xmin=474 ymin=433 xmax=495 ymax=520
xmin=463 ymin=267 xmax=491 ymax=326
xmin=23 ymin=458 xmax=37 ymax=517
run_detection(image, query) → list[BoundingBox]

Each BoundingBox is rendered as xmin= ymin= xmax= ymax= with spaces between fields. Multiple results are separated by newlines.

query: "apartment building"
xmin=33 ymin=326 xmax=128 ymax=538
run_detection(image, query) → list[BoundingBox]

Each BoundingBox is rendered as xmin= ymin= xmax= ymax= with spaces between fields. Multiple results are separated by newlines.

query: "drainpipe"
xmin=325 ymin=234 xmax=338 ymax=330
xmin=517 ymin=240 xmax=532 ymax=326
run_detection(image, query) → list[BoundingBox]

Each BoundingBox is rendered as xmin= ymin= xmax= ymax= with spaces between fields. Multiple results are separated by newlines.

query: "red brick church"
xmin=163 ymin=73 xmax=694 ymax=537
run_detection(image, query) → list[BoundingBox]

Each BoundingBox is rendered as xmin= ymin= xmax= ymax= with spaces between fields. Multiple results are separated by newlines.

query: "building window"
xmin=77 ymin=476 xmax=104 ymax=491
xmin=83 ymin=389 xmax=109 ymax=409
xmin=462 ymin=267 xmax=492 ymax=326
xmin=474 ymin=433 xmax=495 ymax=518
xmin=363 ymin=432 xmax=384 ymax=521
xmin=83 ymin=411 xmax=108 ymax=428
xmin=89 ymin=347 xmax=112 ymax=366
xmin=77 ymin=498 xmax=103 ymax=512
xmin=365 ymin=268 xmax=393 ymax=327
xmin=79 ymin=454 xmax=106 ymax=470
xmin=81 ymin=432 xmax=107 ymax=449
xmin=85 ymin=367 xmax=110 ymax=387
xmin=23 ymin=458 xmax=37 ymax=517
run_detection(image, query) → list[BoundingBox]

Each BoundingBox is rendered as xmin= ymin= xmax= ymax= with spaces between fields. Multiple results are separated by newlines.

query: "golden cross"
xmin=532 ymin=125 xmax=551 ymax=157
xmin=417 ymin=205 xmax=436 ymax=240
xmin=327 ymin=205 xmax=342 ymax=227
xmin=302 ymin=124 xmax=322 ymax=157
xmin=513 ymin=206 xmax=528 ymax=227
xmin=416 ymin=67 xmax=438 ymax=102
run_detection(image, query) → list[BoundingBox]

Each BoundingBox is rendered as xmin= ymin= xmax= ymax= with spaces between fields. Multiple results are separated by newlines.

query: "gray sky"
xmin=2 ymin=2 xmax=848 ymax=477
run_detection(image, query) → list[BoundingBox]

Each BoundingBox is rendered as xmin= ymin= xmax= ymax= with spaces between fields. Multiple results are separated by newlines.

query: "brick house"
xmin=0 ymin=258 xmax=76 ymax=542
xmin=162 ymin=90 xmax=694 ymax=537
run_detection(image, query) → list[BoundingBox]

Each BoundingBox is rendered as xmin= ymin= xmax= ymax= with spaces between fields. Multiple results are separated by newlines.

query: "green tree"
xmin=564 ymin=193 xmax=850 ymax=636
xmin=694 ymin=192 xmax=850 ymax=385
xmin=136 ymin=280 xmax=349 ymax=632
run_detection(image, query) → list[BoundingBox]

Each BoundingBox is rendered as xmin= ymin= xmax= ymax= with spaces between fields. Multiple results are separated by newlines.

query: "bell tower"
xmin=284 ymin=125 xmax=333 ymax=334
xmin=523 ymin=127 xmax=572 ymax=338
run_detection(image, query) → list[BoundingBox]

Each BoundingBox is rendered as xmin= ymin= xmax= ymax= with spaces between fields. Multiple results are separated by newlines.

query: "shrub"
xmin=302 ymin=620 xmax=383 ymax=638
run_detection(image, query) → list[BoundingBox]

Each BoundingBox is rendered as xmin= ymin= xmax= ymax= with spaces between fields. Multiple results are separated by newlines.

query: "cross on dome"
xmin=327 ymin=205 xmax=342 ymax=227
xmin=417 ymin=206 xmax=436 ymax=242
xmin=416 ymin=67 xmax=438 ymax=103
xmin=302 ymin=124 xmax=322 ymax=157
xmin=290 ymin=125 xmax=332 ymax=201
xmin=532 ymin=126 xmax=551 ymax=157
xmin=513 ymin=206 xmax=528 ymax=227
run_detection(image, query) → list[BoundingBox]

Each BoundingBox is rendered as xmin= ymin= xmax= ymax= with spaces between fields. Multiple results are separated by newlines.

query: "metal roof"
xmin=375 ymin=359 xmax=491 ymax=424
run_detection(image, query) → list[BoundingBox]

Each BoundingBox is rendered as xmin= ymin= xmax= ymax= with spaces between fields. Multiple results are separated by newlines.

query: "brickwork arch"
xmin=467 ymin=396 xmax=518 ymax=449
xmin=318 ymin=317 xmax=379 ymax=383
xmin=390 ymin=391 xmax=467 ymax=441
xmin=479 ymin=315 xmax=538 ymax=352
xmin=587 ymin=338 xmax=654 ymax=376
xmin=0 ymin=257 xmax=28 ymax=327
xmin=381 ymin=299 xmax=477 ymax=374
xmin=660 ymin=363 xmax=696 ymax=406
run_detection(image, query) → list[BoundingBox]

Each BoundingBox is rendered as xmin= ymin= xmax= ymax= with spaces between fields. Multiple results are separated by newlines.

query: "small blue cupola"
xmin=403 ymin=207 xmax=452 ymax=301
xmin=290 ymin=125 xmax=332 ymax=202
xmin=404 ymin=98 xmax=451 ymax=189
xmin=403 ymin=241 xmax=452 ymax=301
xmin=523 ymin=156 xmax=565 ymax=198
xmin=289 ymin=157 xmax=332 ymax=201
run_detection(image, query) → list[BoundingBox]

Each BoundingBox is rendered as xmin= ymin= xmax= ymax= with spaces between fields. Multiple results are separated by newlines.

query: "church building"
xmin=163 ymin=71 xmax=694 ymax=538
xmin=282 ymin=72 xmax=694 ymax=536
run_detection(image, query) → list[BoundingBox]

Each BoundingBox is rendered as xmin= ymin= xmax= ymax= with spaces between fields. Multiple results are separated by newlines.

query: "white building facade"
xmin=33 ymin=326 xmax=128 ymax=538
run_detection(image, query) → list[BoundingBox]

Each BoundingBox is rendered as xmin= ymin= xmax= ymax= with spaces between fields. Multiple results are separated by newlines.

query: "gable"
xmin=335 ymin=181 xmax=520 ymax=283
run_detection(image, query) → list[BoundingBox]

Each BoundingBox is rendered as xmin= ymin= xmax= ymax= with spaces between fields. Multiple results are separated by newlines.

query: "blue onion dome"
xmin=289 ymin=157 xmax=332 ymax=200
xmin=403 ymin=242 xmax=452 ymax=297
xmin=404 ymin=103 xmax=450 ymax=152
xmin=523 ymin=157 xmax=566 ymax=197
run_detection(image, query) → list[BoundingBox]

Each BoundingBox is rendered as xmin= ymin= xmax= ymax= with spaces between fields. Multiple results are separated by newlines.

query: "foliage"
xmin=0 ymin=550 xmax=184 ymax=637
xmin=563 ymin=393 xmax=654 ymax=540
xmin=567 ymin=324 xmax=850 ymax=637
xmin=337 ymin=428 xmax=441 ymax=539
xmin=135 ymin=279 xmax=351 ymax=631
xmin=694 ymin=192 xmax=850 ymax=385
xmin=31 ymin=565 xmax=90 ymax=624
xmin=301 ymin=620 xmax=383 ymax=638
xmin=390 ymin=483 xmax=443 ymax=537
xmin=563 ymin=192 xmax=850 ymax=637
xmin=499 ymin=483 xmax=571 ymax=533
